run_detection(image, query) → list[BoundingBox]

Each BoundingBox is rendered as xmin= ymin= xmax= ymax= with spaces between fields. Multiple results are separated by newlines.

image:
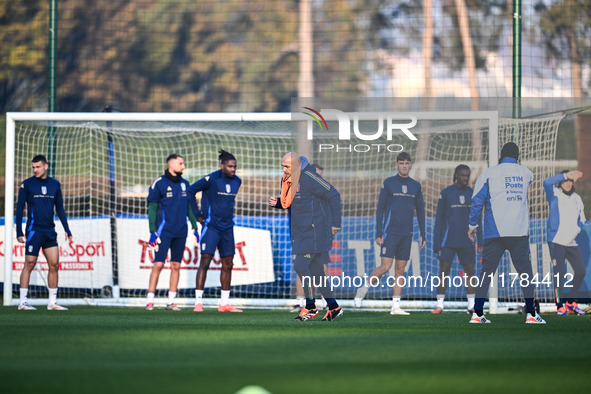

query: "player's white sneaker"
xmin=47 ymin=304 xmax=68 ymax=311
xmin=390 ymin=308 xmax=410 ymax=315
xmin=525 ymin=313 xmax=546 ymax=324
xmin=166 ymin=303 xmax=181 ymax=311
xmin=18 ymin=302 xmax=36 ymax=311
xmin=469 ymin=312 xmax=491 ymax=323
xmin=354 ymin=286 xmax=369 ymax=307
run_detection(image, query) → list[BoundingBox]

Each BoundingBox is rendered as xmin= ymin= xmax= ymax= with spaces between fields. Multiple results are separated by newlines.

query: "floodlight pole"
xmin=47 ymin=0 xmax=58 ymax=176
xmin=48 ymin=0 xmax=58 ymax=113
xmin=512 ymin=0 xmax=522 ymax=120
xmin=297 ymin=0 xmax=313 ymax=159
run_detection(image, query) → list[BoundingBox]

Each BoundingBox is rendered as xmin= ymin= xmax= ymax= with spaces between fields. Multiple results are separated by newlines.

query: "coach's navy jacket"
xmin=274 ymin=157 xmax=341 ymax=255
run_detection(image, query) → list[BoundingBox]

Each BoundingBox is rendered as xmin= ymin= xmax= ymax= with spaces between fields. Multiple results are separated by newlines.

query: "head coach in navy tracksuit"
xmin=269 ymin=153 xmax=343 ymax=321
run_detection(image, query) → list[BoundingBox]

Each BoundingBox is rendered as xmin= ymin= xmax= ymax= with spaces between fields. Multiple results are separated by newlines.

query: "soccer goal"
xmin=3 ymin=111 xmax=566 ymax=312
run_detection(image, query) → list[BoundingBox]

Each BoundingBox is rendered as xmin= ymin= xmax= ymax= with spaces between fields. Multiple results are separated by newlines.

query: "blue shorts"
xmin=200 ymin=226 xmax=235 ymax=257
xmin=25 ymin=231 xmax=58 ymax=256
xmin=438 ymin=246 xmax=476 ymax=267
xmin=380 ymin=235 xmax=412 ymax=260
xmin=154 ymin=236 xmax=186 ymax=263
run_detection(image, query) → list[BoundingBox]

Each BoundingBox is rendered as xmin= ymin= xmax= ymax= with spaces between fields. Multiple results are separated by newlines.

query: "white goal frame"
xmin=3 ymin=111 xmax=499 ymax=310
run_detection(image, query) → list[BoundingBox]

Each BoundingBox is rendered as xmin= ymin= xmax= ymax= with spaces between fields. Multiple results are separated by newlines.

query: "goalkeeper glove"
xmin=193 ymin=228 xmax=200 ymax=245
xmin=149 ymin=232 xmax=160 ymax=251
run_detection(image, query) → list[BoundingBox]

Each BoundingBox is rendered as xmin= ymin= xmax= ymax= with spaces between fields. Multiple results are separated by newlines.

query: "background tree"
xmin=535 ymin=0 xmax=591 ymax=98
xmin=440 ymin=0 xmax=507 ymax=76
xmin=0 ymin=1 xmax=48 ymax=112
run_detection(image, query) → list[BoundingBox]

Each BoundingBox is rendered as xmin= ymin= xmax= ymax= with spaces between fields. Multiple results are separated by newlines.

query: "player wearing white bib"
xmin=468 ymin=142 xmax=545 ymax=324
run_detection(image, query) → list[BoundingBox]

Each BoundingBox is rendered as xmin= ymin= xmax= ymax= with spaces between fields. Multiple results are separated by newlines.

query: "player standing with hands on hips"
xmin=543 ymin=170 xmax=587 ymax=315
xmin=145 ymin=153 xmax=200 ymax=311
xmin=190 ymin=150 xmax=243 ymax=312
xmin=15 ymin=155 xmax=73 ymax=311
xmin=468 ymin=142 xmax=545 ymax=324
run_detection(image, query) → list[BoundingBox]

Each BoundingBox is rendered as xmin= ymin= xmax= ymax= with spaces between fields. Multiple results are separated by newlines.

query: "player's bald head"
xmin=282 ymin=152 xmax=300 ymax=165
xmin=281 ymin=152 xmax=300 ymax=179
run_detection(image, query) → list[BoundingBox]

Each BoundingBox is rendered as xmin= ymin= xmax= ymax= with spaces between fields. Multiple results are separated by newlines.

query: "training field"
xmin=0 ymin=307 xmax=589 ymax=393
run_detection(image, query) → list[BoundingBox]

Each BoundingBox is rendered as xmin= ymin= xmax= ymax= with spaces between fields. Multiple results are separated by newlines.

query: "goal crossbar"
xmin=4 ymin=111 xmax=500 ymax=307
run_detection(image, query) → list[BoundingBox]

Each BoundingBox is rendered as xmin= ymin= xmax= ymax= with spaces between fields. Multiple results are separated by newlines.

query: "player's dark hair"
xmin=500 ymin=142 xmax=519 ymax=160
xmin=166 ymin=153 xmax=183 ymax=162
xmin=311 ymin=163 xmax=323 ymax=172
xmin=32 ymin=155 xmax=48 ymax=165
xmin=453 ymin=164 xmax=471 ymax=183
xmin=559 ymin=169 xmax=575 ymax=195
xmin=218 ymin=149 xmax=236 ymax=164
xmin=396 ymin=152 xmax=411 ymax=162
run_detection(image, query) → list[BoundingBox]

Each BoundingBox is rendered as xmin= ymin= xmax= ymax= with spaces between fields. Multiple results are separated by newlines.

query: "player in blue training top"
xmin=432 ymin=164 xmax=483 ymax=314
xmin=468 ymin=142 xmax=545 ymax=324
xmin=544 ymin=170 xmax=587 ymax=316
xmin=355 ymin=152 xmax=426 ymax=315
xmin=15 ymin=155 xmax=73 ymax=311
xmin=145 ymin=153 xmax=200 ymax=311
xmin=189 ymin=150 xmax=243 ymax=312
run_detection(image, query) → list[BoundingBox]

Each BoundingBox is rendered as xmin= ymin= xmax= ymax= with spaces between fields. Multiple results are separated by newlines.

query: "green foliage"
xmin=2 ymin=1 xmax=591 ymax=113
xmin=536 ymin=0 xmax=591 ymax=61
xmin=440 ymin=0 xmax=507 ymax=71
xmin=0 ymin=0 xmax=400 ymax=113
xmin=0 ymin=1 xmax=49 ymax=112
xmin=0 ymin=1 xmax=314 ymax=112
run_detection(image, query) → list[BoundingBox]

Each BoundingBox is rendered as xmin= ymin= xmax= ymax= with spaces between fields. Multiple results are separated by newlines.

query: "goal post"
xmin=3 ymin=112 xmax=293 ymax=307
xmin=3 ymin=110 xmax=565 ymax=312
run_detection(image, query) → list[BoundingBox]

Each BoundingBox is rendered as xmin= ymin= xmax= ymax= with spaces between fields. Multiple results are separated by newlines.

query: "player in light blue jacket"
xmin=544 ymin=170 xmax=587 ymax=315
xmin=468 ymin=142 xmax=545 ymax=324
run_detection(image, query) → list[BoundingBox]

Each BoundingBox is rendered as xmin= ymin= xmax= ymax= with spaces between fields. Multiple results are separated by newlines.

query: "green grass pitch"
xmin=1 ymin=307 xmax=589 ymax=393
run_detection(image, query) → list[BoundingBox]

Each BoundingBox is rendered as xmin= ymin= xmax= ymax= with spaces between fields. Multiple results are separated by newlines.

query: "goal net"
xmin=2 ymin=111 xmax=565 ymax=312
